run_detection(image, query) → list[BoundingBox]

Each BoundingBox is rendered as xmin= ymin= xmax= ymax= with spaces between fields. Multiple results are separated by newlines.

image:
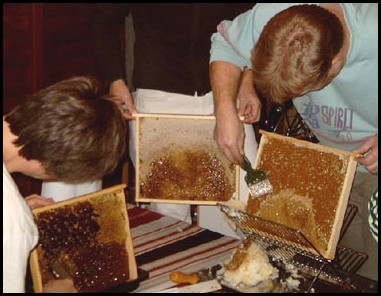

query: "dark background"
xmin=3 ymin=3 xmax=130 ymax=198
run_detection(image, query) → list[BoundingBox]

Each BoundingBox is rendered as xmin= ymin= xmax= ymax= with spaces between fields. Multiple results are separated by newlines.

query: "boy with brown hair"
xmin=3 ymin=76 xmax=126 ymax=292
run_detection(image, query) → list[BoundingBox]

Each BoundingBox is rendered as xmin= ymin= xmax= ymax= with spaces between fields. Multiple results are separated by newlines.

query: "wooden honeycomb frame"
xmin=248 ymin=130 xmax=359 ymax=259
xmin=135 ymin=113 xmax=240 ymax=205
xmin=29 ymin=184 xmax=137 ymax=292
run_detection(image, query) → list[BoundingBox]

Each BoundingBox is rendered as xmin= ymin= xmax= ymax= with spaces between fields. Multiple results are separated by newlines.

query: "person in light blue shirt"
xmin=209 ymin=3 xmax=378 ymax=280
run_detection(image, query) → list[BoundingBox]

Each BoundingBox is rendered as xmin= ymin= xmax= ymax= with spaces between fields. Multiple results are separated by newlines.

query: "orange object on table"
xmin=170 ymin=271 xmax=199 ymax=284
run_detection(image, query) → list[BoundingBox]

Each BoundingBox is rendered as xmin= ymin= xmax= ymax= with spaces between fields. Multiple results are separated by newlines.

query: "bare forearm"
xmin=210 ymin=61 xmax=246 ymax=164
xmin=210 ymin=61 xmax=242 ymax=118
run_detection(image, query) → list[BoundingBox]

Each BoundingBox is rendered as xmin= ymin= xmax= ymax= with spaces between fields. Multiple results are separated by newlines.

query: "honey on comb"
xmin=33 ymin=194 xmax=131 ymax=292
xmin=141 ymin=149 xmax=235 ymax=201
xmin=247 ymin=135 xmax=349 ymax=255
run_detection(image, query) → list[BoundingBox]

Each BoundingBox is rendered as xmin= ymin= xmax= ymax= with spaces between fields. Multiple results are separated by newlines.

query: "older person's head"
xmin=252 ymin=4 xmax=344 ymax=104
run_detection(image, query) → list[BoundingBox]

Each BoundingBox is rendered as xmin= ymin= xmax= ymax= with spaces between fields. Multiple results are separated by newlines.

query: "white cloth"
xmin=3 ymin=162 xmax=39 ymax=293
xmin=129 ymin=89 xmax=258 ymax=235
xmin=41 ymin=180 xmax=102 ymax=202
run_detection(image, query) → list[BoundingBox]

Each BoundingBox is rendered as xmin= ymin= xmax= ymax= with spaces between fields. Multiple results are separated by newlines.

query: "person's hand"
xmin=214 ymin=109 xmax=245 ymax=165
xmin=237 ymin=68 xmax=262 ymax=124
xmin=355 ymin=134 xmax=378 ymax=175
xmin=109 ymin=79 xmax=137 ymax=120
xmin=25 ymin=194 xmax=54 ymax=209
xmin=43 ymin=278 xmax=78 ymax=293
xmin=210 ymin=62 xmax=246 ymax=164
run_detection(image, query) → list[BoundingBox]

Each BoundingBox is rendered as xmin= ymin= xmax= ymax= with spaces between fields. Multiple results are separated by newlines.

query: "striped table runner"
xmin=127 ymin=205 xmax=241 ymax=293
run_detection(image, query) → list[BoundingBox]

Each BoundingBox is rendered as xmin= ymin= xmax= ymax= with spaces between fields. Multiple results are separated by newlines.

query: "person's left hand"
xmin=237 ymin=68 xmax=262 ymax=123
xmin=25 ymin=194 xmax=54 ymax=209
xmin=355 ymin=134 xmax=378 ymax=175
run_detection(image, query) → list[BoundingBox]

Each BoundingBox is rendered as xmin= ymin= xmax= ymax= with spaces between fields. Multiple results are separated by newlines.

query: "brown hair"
xmin=5 ymin=76 xmax=126 ymax=182
xmin=252 ymin=5 xmax=344 ymax=104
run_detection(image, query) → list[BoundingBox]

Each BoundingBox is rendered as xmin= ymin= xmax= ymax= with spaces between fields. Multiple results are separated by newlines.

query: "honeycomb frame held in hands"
xmin=246 ymin=130 xmax=359 ymax=259
xmin=29 ymin=184 xmax=137 ymax=293
xmin=135 ymin=113 xmax=239 ymax=205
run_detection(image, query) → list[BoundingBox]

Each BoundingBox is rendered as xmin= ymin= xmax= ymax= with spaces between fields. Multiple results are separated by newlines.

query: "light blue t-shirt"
xmin=210 ymin=3 xmax=378 ymax=172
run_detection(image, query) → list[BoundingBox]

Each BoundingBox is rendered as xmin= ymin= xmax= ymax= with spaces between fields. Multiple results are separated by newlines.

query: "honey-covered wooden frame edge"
xmin=29 ymin=184 xmax=137 ymax=292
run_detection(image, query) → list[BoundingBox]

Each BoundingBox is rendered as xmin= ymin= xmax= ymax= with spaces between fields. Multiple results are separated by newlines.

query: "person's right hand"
xmin=43 ymin=278 xmax=78 ymax=293
xmin=210 ymin=61 xmax=246 ymax=164
xmin=109 ymin=79 xmax=137 ymax=120
xmin=214 ymin=108 xmax=245 ymax=165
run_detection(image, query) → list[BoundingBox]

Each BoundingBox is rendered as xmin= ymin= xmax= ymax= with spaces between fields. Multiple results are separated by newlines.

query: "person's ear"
xmin=330 ymin=55 xmax=344 ymax=77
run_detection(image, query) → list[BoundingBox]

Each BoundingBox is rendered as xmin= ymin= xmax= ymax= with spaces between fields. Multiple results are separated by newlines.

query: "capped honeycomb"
xmin=29 ymin=185 xmax=137 ymax=293
xmin=136 ymin=114 xmax=238 ymax=204
xmin=246 ymin=131 xmax=358 ymax=259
